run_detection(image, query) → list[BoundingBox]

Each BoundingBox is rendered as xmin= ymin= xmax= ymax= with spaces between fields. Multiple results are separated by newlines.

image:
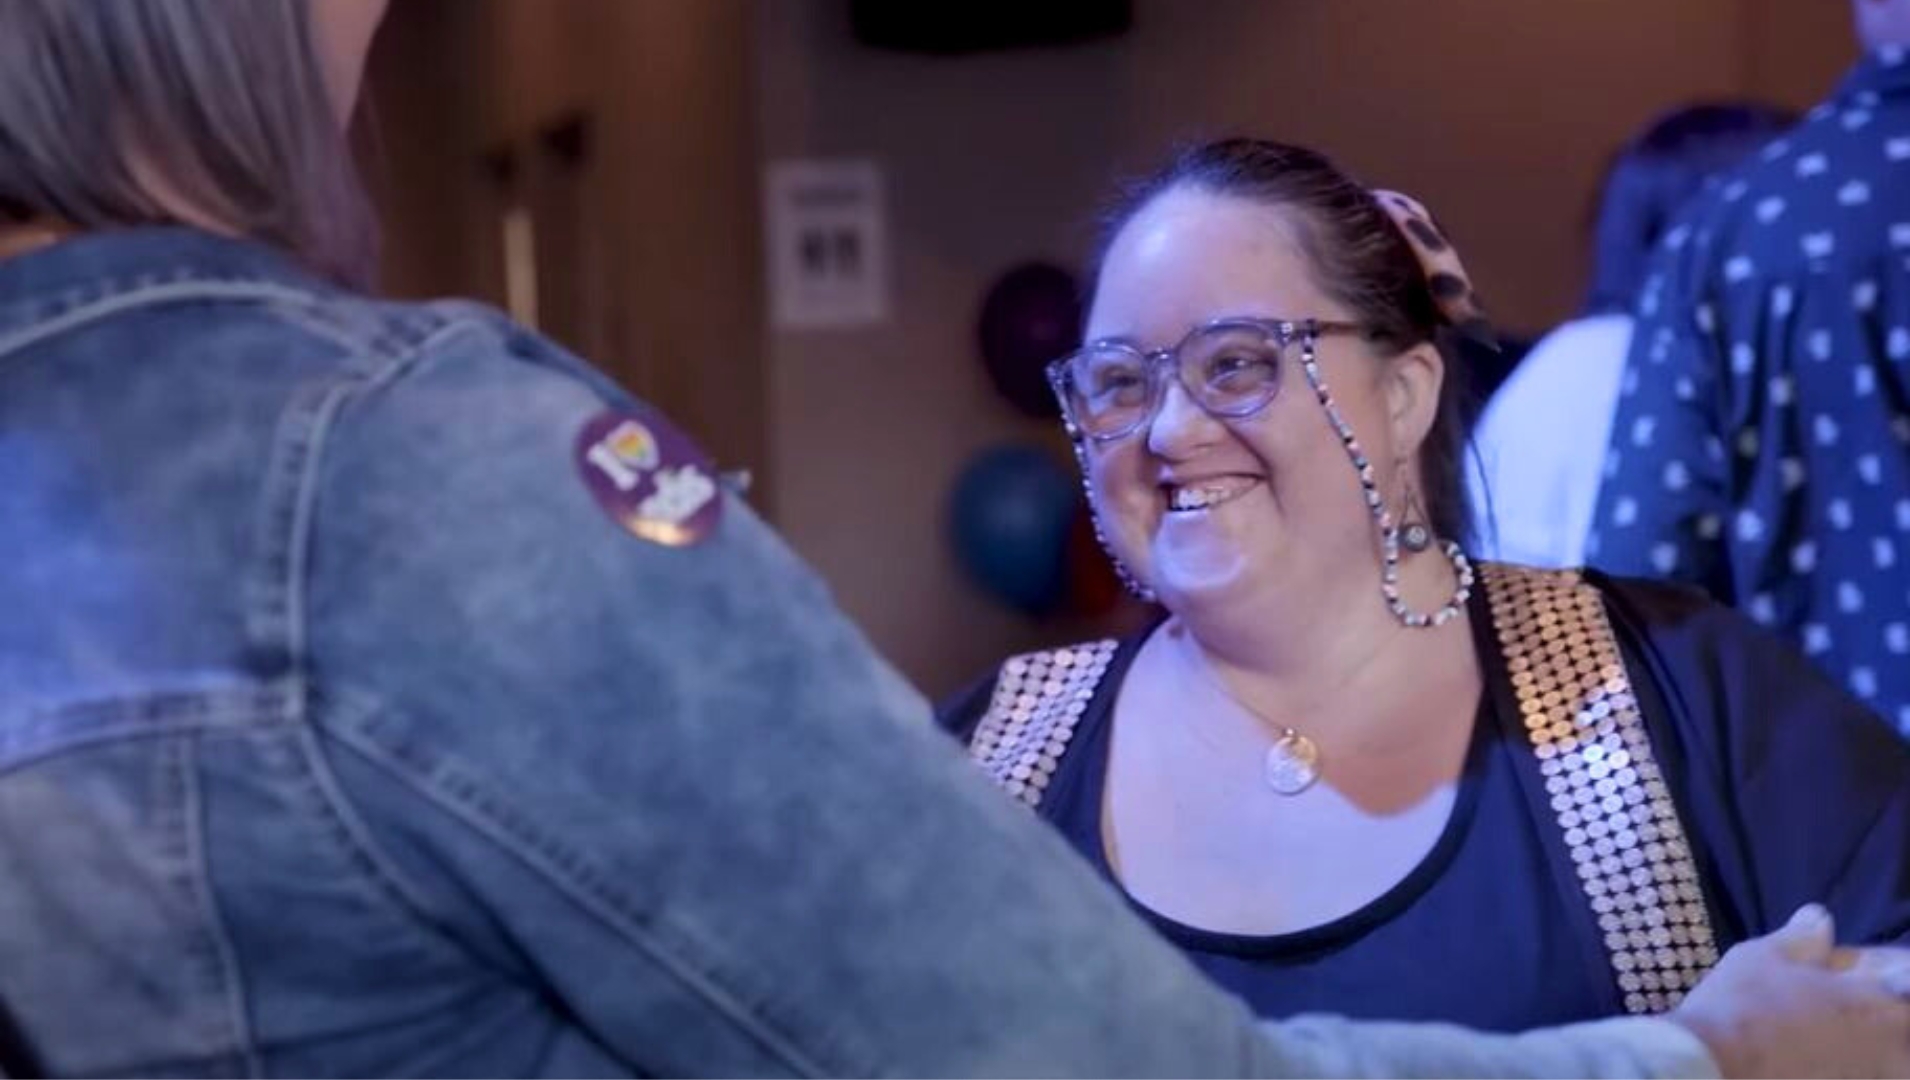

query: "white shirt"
xmin=1468 ymin=314 xmax=1634 ymax=568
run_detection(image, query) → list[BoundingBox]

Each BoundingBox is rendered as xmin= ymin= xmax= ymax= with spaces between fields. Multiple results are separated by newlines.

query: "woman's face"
xmin=310 ymin=0 xmax=390 ymax=122
xmin=1080 ymin=187 xmax=1437 ymax=616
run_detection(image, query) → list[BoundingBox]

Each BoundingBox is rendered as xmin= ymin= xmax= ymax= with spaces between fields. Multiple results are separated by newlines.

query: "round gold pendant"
xmin=1264 ymin=730 xmax=1321 ymax=795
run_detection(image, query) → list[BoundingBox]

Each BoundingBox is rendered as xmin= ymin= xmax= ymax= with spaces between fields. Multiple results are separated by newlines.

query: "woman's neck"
xmin=1168 ymin=544 xmax=1465 ymax=732
xmin=0 ymin=219 xmax=73 ymax=262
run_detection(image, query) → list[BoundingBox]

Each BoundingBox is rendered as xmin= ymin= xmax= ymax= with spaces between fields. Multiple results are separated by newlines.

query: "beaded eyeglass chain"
xmin=1066 ymin=321 xmax=1472 ymax=628
xmin=1294 ymin=322 xmax=1473 ymax=627
xmin=1068 ymin=439 xmax=1160 ymax=604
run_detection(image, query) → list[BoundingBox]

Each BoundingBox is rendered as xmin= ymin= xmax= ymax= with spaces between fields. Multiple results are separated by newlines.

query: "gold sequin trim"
xmin=968 ymin=641 xmax=1117 ymax=809
xmin=1483 ymin=563 xmax=1719 ymax=1014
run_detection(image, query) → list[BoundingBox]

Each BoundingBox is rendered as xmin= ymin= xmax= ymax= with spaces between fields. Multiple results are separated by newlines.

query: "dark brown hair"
xmin=1091 ymin=138 xmax=1474 ymax=545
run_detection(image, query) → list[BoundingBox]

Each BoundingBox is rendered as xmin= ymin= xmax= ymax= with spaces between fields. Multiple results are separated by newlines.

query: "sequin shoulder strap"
xmin=964 ymin=640 xmax=1119 ymax=809
xmin=964 ymin=568 xmax=1718 ymax=1016
xmin=1480 ymin=561 xmax=1719 ymax=1014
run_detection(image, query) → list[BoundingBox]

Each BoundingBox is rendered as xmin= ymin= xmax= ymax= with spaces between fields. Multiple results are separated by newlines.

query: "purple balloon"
xmin=977 ymin=262 xmax=1080 ymax=419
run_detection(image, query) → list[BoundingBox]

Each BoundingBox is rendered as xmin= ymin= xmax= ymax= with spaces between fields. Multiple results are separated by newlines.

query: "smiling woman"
xmin=940 ymin=136 xmax=1910 ymax=1031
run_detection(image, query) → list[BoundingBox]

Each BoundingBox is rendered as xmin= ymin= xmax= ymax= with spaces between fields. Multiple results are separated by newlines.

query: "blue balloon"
xmin=949 ymin=445 xmax=1078 ymax=615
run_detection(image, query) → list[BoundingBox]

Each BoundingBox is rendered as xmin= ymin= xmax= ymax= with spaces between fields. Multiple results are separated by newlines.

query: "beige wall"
xmin=1745 ymin=0 xmax=1863 ymax=107
xmin=757 ymin=0 xmax=1858 ymax=698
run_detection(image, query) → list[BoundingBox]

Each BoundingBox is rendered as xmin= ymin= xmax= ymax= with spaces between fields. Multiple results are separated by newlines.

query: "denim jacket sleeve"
xmin=298 ymin=310 xmax=1716 ymax=1078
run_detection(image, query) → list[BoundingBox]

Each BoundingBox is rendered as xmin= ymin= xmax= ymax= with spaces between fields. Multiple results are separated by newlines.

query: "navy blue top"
xmin=1025 ymin=621 xmax=1608 ymax=1031
xmin=1590 ymin=50 xmax=1910 ymax=734
xmin=941 ymin=572 xmax=1910 ymax=1028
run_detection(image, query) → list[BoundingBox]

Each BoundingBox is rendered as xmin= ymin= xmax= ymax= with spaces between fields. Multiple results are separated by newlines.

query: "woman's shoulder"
xmin=1481 ymin=562 xmax=1728 ymax=631
xmin=1480 ymin=562 xmax=1820 ymax=731
xmin=1584 ymin=568 xmax=1720 ymax=624
xmin=1489 ymin=562 xmax=1796 ymax=674
xmin=934 ymin=634 xmax=1138 ymax=741
xmin=1576 ymin=568 xmax=1910 ymax=774
xmin=1563 ymin=580 xmax=1910 ymax=946
xmin=1583 ymin=568 xmax=1787 ymax=667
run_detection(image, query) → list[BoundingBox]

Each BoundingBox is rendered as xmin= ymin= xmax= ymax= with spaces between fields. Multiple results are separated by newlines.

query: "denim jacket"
xmin=0 ymin=229 xmax=1713 ymax=1077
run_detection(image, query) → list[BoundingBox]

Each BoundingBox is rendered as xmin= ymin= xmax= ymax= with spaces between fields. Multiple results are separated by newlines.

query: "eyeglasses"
xmin=1046 ymin=317 xmax=1371 ymax=442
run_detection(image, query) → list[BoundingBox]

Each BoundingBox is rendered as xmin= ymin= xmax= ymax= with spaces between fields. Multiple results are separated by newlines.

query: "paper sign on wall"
xmin=764 ymin=158 xmax=889 ymax=329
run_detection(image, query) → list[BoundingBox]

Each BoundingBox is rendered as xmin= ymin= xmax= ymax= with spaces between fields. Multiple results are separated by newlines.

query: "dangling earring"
xmin=1068 ymin=438 xmax=1158 ymax=604
xmin=1294 ymin=331 xmax=1472 ymax=629
xmin=1399 ymin=482 xmax=1433 ymax=555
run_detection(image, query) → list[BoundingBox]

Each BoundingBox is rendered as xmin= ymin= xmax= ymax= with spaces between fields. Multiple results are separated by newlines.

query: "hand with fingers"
xmin=1673 ymin=904 xmax=1910 ymax=1078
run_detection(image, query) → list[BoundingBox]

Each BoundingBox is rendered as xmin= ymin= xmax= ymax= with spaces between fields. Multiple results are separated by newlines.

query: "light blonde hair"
xmin=0 ymin=0 xmax=376 ymax=287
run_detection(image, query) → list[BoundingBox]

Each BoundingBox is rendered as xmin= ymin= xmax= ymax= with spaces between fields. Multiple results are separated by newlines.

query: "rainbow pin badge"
xmin=575 ymin=410 xmax=723 ymax=546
